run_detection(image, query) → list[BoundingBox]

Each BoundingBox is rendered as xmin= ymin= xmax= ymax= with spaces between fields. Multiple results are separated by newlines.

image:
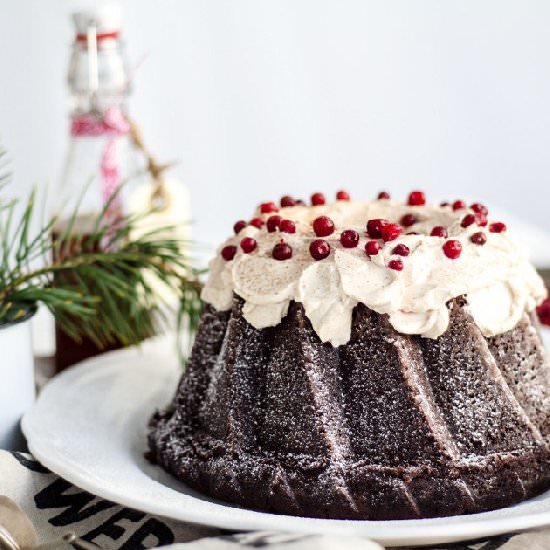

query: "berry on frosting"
xmin=489 ymin=222 xmax=507 ymax=233
xmin=381 ymin=223 xmax=403 ymax=242
xmin=313 ymin=215 xmax=335 ymax=237
xmin=249 ymin=217 xmax=264 ymax=228
xmin=365 ymin=240 xmax=382 ymax=256
xmin=340 ymin=229 xmax=359 ymax=248
xmin=392 ymin=244 xmax=410 ymax=256
xmin=537 ymin=297 xmax=550 ymax=326
xmin=280 ymin=219 xmax=296 ymax=233
xmin=240 ymin=237 xmax=257 ymax=253
xmin=272 ymin=241 xmax=293 ymax=261
xmin=311 ymin=192 xmax=326 ymax=206
xmin=366 ymin=218 xmax=389 ymax=239
xmin=471 ymin=203 xmax=488 ymax=216
xmin=470 ymin=232 xmax=487 ymax=245
xmin=430 ymin=226 xmax=448 ymax=238
xmin=461 ymin=214 xmax=476 ymax=228
xmin=280 ymin=195 xmax=296 ymax=207
xmin=310 ymin=239 xmax=331 ymax=260
xmin=266 ymin=215 xmax=282 ymax=233
xmin=378 ymin=191 xmax=391 ymax=200
xmin=443 ymin=239 xmax=462 ymax=259
xmin=233 ymin=220 xmax=247 ymax=234
xmin=336 ymin=190 xmax=350 ymax=201
xmin=221 ymin=245 xmax=237 ymax=261
xmin=452 ymin=200 xmax=466 ymax=211
xmin=260 ymin=201 xmax=279 ymax=214
xmin=400 ymin=213 xmax=417 ymax=227
xmin=475 ymin=213 xmax=488 ymax=227
xmin=388 ymin=259 xmax=404 ymax=271
xmin=407 ymin=190 xmax=426 ymax=206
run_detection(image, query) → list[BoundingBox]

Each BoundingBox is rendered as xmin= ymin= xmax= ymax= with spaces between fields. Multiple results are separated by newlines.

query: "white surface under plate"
xmin=22 ymin=332 xmax=550 ymax=547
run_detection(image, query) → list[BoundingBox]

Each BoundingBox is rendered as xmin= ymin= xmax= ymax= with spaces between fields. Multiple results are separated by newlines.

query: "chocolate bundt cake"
xmin=148 ymin=190 xmax=550 ymax=520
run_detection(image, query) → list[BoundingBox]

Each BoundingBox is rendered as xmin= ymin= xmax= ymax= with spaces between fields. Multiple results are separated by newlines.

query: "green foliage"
xmin=0 ymin=173 xmax=203 ymax=348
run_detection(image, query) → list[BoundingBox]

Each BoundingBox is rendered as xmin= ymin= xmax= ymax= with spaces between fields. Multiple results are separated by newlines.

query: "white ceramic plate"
xmin=22 ymin=333 xmax=550 ymax=547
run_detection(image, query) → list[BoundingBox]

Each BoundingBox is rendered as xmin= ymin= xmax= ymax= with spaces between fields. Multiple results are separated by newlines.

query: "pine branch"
xmin=0 ymin=183 xmax=204 ymax=348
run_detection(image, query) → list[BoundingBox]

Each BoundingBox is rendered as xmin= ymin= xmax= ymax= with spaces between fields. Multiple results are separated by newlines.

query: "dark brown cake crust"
xmin=148 ymin=296 xmax=550 ymax=520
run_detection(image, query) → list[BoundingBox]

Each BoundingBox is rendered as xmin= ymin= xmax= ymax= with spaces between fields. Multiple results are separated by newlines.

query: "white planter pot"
xmin=0 ymin=316 xmax=35 ymax=450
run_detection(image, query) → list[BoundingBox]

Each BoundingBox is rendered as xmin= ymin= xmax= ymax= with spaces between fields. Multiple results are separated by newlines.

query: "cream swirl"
xmin=202 ymin=199 xmax=546 ymax=346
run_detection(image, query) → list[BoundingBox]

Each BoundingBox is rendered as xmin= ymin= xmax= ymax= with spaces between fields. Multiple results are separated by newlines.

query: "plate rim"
xmin=22 ymin=340 xmax=550 ymax=547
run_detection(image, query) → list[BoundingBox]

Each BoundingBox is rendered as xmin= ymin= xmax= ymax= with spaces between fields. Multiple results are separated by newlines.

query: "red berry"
xmin=310 ymin=239 xmax=331 ymax=260
xmin=378 ymin=191 xmax=391 ymax=200
xmin=311 ymin=192 xmax=326 ymax=206
xmin=280 ymin=195 xmax=296 ymax=207
xmin=471 ymin=203 xmax=488 ymax=216
xmin=365 ymin=240 xmax=382 ymax=256
xmin=249 ymin=217 xmax=264 ymax=228
xmin=470 ymin=232 xmax=487 ymax=245
xmin=313 ymin=216 xmax=335 ymax=237
xmin=392 ymin=244 xmax=410 ymax=256
xmin=388 ymin=259 xmax=404 ymax=271
xmin=407 ymin=190 xmax=426 ymax=206
xmin=267 ymin=215 xmax=282 ymax=233
xmin=461 ymin=214 xmax=476 ymax=228
xmin=279 ymin=219 xmax=296 ymax=233
xmin=340 ymin=229 xmax=359 ymax=248
xmin=452 ymin=200 xmax=466 ymax=211
xmin=336 ymin=190 xmax=350 ymax=201
xmin=233 ymin=220 xmax=247 ymax=234
xmin=240 ymin=237 xmax=257 ymax=253
xmin=443 ymin=239 xmax=462 ymax=259
xmin=476 ymin=213 xmax=488 ymax=226
xmin=221 ymin=245 xmax=237 ymax=261
xmin=489 ymin=222 xmax=506 ymax=233
xmin=537 ymin=298 xmax=550 ymax=326
xmin=400 ymin=213 xmax=417 ymax=227
xmin=260 ymin=201 xmax=279 ymax=214
xmin=381 ymin=223 xmax=403 ymax=242
xmin=430 ymin=226 xmax=448 ymax=238
xmin=366 ymin=218 xmax=389 ymax=239
xmin=272 ymin=241 xmax=292 ymax=261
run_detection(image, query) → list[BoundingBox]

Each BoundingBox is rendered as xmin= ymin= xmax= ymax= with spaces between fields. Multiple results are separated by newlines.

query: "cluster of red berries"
xmin=221 ymin=237 xmax=295 ymax=261
xmin=221 ymin=190 xmax=508 ymax=267
xmin=234 ymin=215 xmax=297 ymax=235
xmin=262 ymin=190 xmax=352 ymax=210
xmin=364 ymin=214 xmax=458 ymax=267
xmin=266 ymin=216 xmax=296 ymax=234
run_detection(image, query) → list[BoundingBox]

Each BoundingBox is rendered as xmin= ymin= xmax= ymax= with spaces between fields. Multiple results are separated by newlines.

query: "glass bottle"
xmin=53 ymin=3 xmax=138 ymax=371
xmin=56 ymin=3 xmax=134 ymax=224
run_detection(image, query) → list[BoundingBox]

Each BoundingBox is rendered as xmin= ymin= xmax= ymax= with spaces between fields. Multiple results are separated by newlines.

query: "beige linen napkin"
xmin=0 ymin=451 xmax=214 ymax=548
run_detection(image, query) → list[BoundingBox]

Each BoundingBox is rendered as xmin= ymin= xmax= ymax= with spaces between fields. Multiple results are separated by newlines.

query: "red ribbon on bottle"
xmin=70 ymin=106 xmax=131 ymax=222
xmin=76 ymin=31 xmax=119 ymax=42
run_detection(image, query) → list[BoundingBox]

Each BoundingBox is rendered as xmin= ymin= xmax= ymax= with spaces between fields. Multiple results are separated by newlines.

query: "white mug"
xmin=0 ymin=316 xmax=35 ymax=450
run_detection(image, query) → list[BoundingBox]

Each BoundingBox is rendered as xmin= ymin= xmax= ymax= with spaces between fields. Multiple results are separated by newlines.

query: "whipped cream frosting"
xmin=201 ymin=198 xmax=546 ymax=346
